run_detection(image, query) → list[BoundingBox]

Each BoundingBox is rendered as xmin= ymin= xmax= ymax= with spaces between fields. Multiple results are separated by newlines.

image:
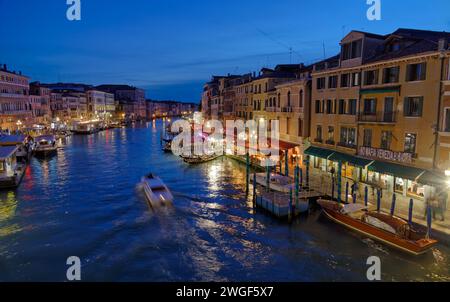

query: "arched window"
xmin=287 ymin=91 xmax=291 ymax=107
xmin=299 ymin=90 xmax=304 ymax=108
xmin=277 ymin=93 xmax=281 ymax=107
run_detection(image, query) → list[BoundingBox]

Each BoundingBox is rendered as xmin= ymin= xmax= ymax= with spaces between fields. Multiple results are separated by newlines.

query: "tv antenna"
xmin=257 ymin=29 xmax=302 ymax=64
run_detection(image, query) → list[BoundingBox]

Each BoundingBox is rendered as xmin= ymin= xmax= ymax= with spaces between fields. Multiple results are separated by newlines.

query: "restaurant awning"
xmin=278 ymin=140 xmax=299 ymax=151
xmin=304 ymin=146 xmax=335 ymax=159
xmin=417 ymin=170 xmax=447 ymax=187
xmin=368 ymin=160 xmax=425 ymax=181
xmin=329 ymin=151 xmax=374 ymax=167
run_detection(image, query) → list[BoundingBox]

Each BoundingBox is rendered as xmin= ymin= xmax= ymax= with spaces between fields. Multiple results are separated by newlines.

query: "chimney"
xmin=438 ymin=38 xmax=449 ymax=51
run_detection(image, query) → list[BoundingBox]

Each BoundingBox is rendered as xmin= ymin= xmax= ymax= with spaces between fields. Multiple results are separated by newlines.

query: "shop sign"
xmin=359 ymin=147 xmax=413 ymax=164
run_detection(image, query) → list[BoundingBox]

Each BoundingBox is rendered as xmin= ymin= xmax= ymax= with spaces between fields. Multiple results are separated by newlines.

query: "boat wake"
xmin=362 ymin=238 xmax=390 ymax=255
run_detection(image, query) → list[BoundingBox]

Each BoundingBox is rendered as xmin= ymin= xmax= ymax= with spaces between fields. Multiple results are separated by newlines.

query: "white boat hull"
xmin=141 ymin=176 xmax=174 ymax=207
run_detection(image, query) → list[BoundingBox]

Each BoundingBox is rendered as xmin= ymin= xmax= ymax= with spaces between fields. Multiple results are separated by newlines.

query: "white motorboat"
xmin=252 ymin=173 xmax=295 ymax=193
xmin=34 ymin=135 xmax=58 ymax=157
xmin=141 ymin=174 xmax=174 ymax=207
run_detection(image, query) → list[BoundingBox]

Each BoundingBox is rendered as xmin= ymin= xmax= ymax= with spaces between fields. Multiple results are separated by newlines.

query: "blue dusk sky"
xmin=1 ymin=0 xmax=449 ymax=102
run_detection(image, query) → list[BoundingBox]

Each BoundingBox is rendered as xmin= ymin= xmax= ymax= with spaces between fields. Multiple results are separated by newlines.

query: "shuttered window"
xmin=404 ymin=97 xmax=423 ymax=117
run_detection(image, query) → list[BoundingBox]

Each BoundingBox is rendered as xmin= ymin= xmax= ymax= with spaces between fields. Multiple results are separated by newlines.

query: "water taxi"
xmin=141 ymin=174 xmax=174 ymax=207
xmin=34 ymin=135 xmax=58 ymax=157
xmin=318 ymin=199 xmax=438 ymax=255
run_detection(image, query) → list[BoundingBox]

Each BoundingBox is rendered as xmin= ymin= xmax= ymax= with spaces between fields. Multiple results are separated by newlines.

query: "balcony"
xmin=337 ymin=142 xmax=357 ymax=149
xmin=325 ymin=139 xmax=335 ymax=146
xmin=281 ymin=107 xmax=293 ymax=113
xmin=358 ymin=111 xmax=396 ymax=124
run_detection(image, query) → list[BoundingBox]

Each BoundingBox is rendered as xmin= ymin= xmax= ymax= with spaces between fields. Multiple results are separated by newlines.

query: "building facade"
xmin=307 ymin=29 xmax=450 ymax=221
xmin=0 ymin=65 xmax=32 ymax=130
xmin=96 ymin=85 xmax=146 ymax=120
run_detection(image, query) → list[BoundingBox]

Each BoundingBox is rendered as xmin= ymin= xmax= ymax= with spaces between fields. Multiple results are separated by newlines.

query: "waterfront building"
xmin=95 ymin=85 xmax=146 ymax=120
xmin=29 ymin=82 xmax=51 ymax=124
xmin=273 ymin=65 xmax=312 ymax=162
xmin=0 ymin=64 xmax=32 ymax=131
xmin=202 ymin=77 xmax=220 ymax=119
xmin=234 ymin=74 xmax=254 ymax=121
xmin=50 ymin=92 xmax=67 ymax=121
xmin=86 ymin=90 xmax=115 ymax=120
xmin=63 ymin=93 xmax=87 ymax=120
xmin=307 ymin=28 xmax=450 ymax=223
xmin=436 ymin=45 xmax=450 ymax=173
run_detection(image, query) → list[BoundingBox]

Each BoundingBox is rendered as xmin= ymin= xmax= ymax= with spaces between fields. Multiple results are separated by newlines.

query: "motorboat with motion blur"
xmin=140 ymin=173 xmax=174 ymax=207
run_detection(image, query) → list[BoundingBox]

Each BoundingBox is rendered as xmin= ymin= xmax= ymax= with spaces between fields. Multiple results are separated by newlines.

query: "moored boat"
xmin=0 ymin=145 xmax=27 ymax=189
xmin=181 ymin=154 xmax=221 ymax=164
xmin=318 ymin=199 xmax=438 ymax=255
xmin=162 ymin=141 xmax=172 ymax=153
xmin=140 ymin=173 xmax=174 ymax=207
xmin=34 ymin=135 xmax=58 ymax=157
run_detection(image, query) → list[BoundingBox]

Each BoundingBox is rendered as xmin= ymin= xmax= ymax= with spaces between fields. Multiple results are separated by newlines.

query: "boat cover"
xmin=341 ymin=204 xmax=367 ymax=214
xmin=364 ymin=215 xmax=397 ymax=234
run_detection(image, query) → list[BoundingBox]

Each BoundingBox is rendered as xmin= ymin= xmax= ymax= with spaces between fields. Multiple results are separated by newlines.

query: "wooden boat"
xmin=181 ymin=154 xmax=221 ymax=164
xmin=162 ymin=141 xmax=172 ymax=153
xmin=34 ymin=135 xmax=58 ymax=157
xmin=318 ymin=199 xmax=438 ymax=255
xmin=141 ymin=174 xmax=174 ymax=207
xmin=252 ymin=173 xmax=295 ymax=193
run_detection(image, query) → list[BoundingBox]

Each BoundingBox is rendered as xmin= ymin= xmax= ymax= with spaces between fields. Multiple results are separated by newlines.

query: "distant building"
xmin=146 ymin=100 xmax=198 ymax=119
xmin=95 ymin=85 xmax=146 ymax=120
xmin=86 ymin=90 xmax=115 ymax=120
xmin=29 ymin=82 xmax=51 ymax=124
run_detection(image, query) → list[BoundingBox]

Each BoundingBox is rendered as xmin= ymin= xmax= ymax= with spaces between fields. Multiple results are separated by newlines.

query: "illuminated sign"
xmin=359 ymin=147 xmax=413 ymax=164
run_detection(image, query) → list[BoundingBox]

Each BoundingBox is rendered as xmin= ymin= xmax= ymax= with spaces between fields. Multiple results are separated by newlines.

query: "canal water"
xmin=0 ymin=120 xmax=449 ymax=282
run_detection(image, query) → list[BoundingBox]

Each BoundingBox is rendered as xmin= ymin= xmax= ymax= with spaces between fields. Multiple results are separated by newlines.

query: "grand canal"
xmin=0 ymin=120 xmax=449 ymax=282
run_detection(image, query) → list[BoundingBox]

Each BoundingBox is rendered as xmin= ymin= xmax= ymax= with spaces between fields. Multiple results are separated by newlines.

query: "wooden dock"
xmin=254 ymin=187 xmax=324 ymax=219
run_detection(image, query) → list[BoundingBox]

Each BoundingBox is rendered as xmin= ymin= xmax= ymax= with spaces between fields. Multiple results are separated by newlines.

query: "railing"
xmin=325 ymin=139 xmax=335 ymax=146
xmin=358 ymin=111 xmax=396 ymax=123
xmin=337 ymin=142 xmax=357 ymax=149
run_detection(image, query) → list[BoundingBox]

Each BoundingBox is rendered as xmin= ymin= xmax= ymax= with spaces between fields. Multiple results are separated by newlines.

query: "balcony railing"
xmin=358 ymin=111 xmax=396 ymax=123
xmin=337 ymin=142 xmax=357 ymax=149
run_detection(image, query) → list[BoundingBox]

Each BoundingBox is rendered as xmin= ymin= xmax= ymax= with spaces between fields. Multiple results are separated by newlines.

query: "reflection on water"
xmin=0 ymin=191 xmax=20 ymax=237
xmin=0 ymin=120 xmax=449 ymax=282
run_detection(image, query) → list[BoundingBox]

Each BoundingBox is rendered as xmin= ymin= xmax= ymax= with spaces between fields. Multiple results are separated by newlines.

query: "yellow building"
xmin=437 ymin=54 xmax=450 ymax=173
xmin=308 ymin=29 xmax=450 ymax=224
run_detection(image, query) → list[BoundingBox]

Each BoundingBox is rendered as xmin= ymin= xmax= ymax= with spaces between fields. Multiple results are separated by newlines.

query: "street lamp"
xmin=16 ymin=120 xmax=22 ymax=132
